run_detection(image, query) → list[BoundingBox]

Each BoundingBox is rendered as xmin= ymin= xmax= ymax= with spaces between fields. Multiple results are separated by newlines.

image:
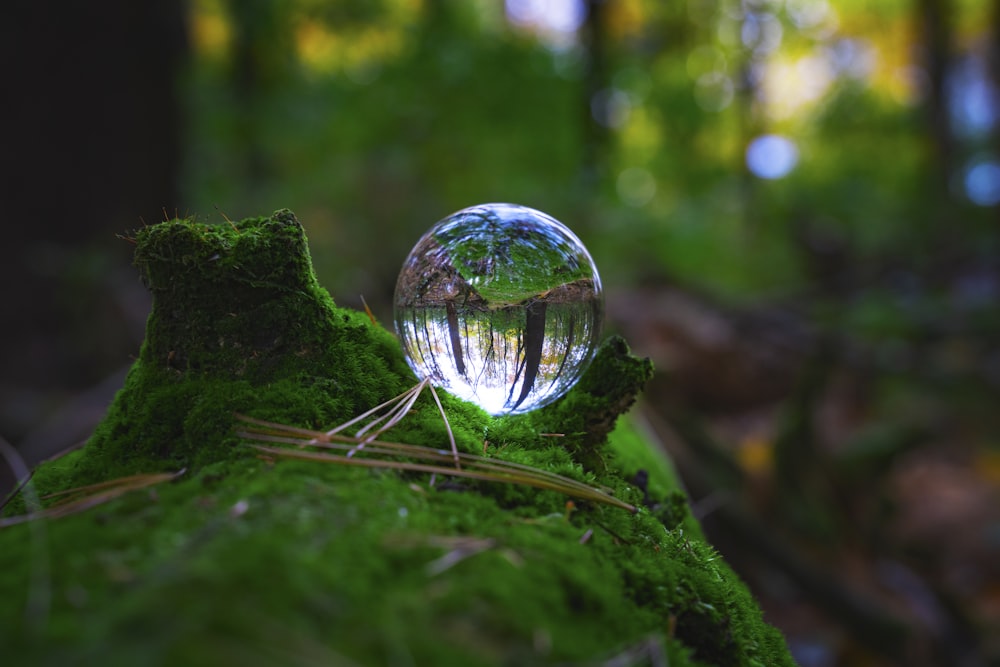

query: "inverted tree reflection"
xmin=397 ymin=295 xmax=599 ymax=415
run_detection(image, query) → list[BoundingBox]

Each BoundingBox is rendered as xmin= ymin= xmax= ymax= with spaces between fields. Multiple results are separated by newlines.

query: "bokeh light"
xmin=964 ymin=160 xmax=1000 ymax=206
xmin=746 ymin=135 xmax=799 ymax=179
xmin=506 ymin=0 xmax=586 ymax=35
xmin=617 ymin=167 xmax=657 ymax=207
xmin=591 ymin=87 xmax=631 ymax=128
xmin=949 ymin=55 xmax=1000 ymax=138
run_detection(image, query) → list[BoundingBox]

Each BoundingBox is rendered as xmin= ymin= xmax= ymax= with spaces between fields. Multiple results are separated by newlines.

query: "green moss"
xmin=73 ymin=210 xmax=415 ymax=483
xmin=0 ymin=210 xmax=793 ymax=666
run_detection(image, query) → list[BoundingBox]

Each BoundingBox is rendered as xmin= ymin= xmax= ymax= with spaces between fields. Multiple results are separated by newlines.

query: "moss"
xmin=71 ymin=210 xmax=416 ymax=483
xmin=0 ymin=210 xmax=793 ymax=666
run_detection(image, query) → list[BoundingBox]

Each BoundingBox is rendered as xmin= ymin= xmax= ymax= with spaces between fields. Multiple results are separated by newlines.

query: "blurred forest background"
xmin=1 ymin=0 xmax=999 ymax=665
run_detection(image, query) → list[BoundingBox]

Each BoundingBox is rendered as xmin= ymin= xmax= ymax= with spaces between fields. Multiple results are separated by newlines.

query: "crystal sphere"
xmin=394 ymin=203 xmax=603 ymax=415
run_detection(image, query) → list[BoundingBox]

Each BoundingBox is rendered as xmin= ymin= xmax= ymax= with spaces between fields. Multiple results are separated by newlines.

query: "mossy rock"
xmin=0 ymin=210 xmax=794 ymax=666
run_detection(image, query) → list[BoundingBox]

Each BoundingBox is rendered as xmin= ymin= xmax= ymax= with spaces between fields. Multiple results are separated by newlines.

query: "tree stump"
xmin=0 ymin=210 xmax=794 ymax=666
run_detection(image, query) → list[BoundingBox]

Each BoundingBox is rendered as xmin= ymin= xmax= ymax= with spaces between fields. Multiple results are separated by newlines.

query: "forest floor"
xmin=609 ymin=284 xmax=1000 ymax=667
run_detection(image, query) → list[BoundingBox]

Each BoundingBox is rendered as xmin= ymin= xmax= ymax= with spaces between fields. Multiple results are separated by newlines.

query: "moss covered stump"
xmin=0 ymin=210 xmax=794 ymax=666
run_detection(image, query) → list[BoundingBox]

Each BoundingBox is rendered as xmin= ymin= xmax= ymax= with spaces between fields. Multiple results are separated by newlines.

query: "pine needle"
xmin=0 ymin=469 xmax=185 ymax=529
xmin=234 ymin=410 xmax=636 ymax=513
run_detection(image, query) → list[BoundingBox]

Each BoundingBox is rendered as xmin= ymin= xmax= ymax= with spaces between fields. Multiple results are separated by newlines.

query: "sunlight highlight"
xmin=294 ymin=19 xmax=410 ymax=78
xmin=761 ymin=54 xmax=836 ymax=121
xmin=190 ymin=0 xmax=231 ymax=60
xmin=506 ymin=0 xmax=586 ymax=34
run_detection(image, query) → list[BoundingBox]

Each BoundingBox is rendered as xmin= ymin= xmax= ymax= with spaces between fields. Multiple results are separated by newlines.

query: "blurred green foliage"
xmin=180 ymin=0 xmax=998 ymax=312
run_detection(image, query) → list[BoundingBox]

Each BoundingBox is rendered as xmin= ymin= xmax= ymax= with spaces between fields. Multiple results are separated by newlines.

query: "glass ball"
xmin=394 ymin=203 xmax=603 ymax=415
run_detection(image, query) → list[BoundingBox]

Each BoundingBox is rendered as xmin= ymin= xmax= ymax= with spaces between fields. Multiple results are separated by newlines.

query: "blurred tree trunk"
xmin=227 ymin=0 xmax=287 ymax=189
xmin=579 ymin=0 xmax=609 ymax=192
xmin=992 ymin=0 xmax=1000 ymax=224
xmin=917 ymin=0 xmax=954 ymax=243
xmin=0 ymin=1 xmax=187 ymax=442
